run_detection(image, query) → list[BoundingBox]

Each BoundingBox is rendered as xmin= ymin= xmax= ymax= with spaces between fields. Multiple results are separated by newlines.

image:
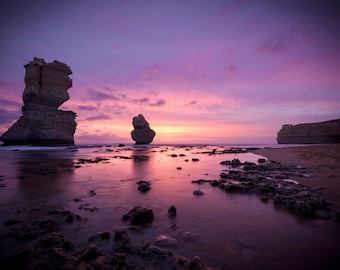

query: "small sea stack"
xmin=131 ymin=114 xmax=156 ymax=144
xmin=0 ymin=57 xmax=77 ymax=145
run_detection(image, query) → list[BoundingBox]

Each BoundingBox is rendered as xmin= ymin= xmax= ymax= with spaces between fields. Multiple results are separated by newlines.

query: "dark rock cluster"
xmin=193 ymin=159 xmax=339 ymax=221
xmin=113 ymin=230 xmax=206 ymax=269
xmin=0 ymin=204 xmax=208 ymax=270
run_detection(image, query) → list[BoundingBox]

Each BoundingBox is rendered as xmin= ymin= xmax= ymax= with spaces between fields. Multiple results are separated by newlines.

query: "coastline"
xmin=252 ymin=144 xmax=340 ymax=210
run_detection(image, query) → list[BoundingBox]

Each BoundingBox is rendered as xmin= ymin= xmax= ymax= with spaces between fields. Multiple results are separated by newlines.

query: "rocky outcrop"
xmin=131 ymin=114 xmax=156 ymax=144
xmin=277 ymin=119 xmax=340 ymax=144
xmin=192 ymin=160 xmax=339 ymax=221
xmin=0 ymin=57 xmax=76 ymax=145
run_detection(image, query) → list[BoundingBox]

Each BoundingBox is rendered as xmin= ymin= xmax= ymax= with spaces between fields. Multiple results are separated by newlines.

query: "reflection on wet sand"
xmin=16 ymin=150 xmax=75 ymax=199
xmin=131 ymin=146 xmax=153 ymax=179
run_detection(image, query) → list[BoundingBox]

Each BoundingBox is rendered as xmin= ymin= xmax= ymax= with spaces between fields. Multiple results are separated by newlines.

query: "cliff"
xmin=277 ymin=119 xmax=340 ymax=144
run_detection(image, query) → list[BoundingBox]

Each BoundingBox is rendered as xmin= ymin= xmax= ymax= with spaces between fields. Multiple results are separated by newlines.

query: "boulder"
xmin=131 ymin=114 xmax=156 ymax=144
xmin=168 ymin=205 xmax=177 ymax=218
xmin=0 ymin=57 xmax=76 ymax=145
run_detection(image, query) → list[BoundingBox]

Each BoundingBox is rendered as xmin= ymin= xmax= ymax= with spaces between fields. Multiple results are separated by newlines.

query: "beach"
xmin=0 ymin=144 xmax=339 ymax=269
xmin=252 ymin=144 xmax=340 ymax=210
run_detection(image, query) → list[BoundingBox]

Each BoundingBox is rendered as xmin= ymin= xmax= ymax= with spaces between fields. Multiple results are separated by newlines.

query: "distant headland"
xmin=277 ymin=119 xmax=340 ymax=144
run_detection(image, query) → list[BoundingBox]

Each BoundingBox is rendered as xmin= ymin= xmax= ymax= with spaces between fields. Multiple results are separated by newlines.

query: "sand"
xmin=252 ymin=144 xmax=340 ymax=210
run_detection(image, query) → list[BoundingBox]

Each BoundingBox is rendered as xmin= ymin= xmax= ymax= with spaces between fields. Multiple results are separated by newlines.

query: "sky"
xmin=0 ymin=0 xmax=339 ymax=145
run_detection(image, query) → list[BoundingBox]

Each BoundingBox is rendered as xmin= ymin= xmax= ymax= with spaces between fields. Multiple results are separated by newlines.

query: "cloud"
xmin=149 ymin=99 xmax=166 ymax=107
xmin=85 ymin=114 xmax=111 ymax=121
xmin=75 ymin=132 xmax=124 ymax=145
xmin=219 ymin=0 xmax=246 ymax=17
xmin=225 ymin=66 xmax=236 ymax=75
xmin=131 ymin=97 xmax=150 ymax=104
xmin=0 ymin=99 xmax=22 ymax=107
xmin=186 ymin=100 xmax=197 ymax=106
xmin=78 ymin=105 xmax=98 ymax=111
xmin=0 ymin=108 xmax=20 ymax=125
xmin=258 ymin=36 xmax=289 ymax=53
xmin=87 ymin=88 xmax=120 ymax=101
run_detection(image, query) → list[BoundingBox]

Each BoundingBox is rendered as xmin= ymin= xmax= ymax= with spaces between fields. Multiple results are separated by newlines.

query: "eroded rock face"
xmin=0 ymin=57 xmax=76 ymax=145
xmin=131 ymin=114 xmax=156 ymax=144
xmin=23 ymin=57 xmax=72 ymax=108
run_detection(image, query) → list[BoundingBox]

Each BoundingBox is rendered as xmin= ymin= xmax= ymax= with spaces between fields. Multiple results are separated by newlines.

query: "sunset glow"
xmin=1 ymin=0 xmax=339 ymax=144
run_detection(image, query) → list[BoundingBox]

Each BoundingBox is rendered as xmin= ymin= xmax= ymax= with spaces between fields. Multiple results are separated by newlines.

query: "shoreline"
xmin=252 ymin=144 xmax=340 ymax=210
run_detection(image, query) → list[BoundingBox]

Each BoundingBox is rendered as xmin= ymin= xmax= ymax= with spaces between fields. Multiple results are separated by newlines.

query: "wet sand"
xmin=252 ymin=144 xmax=340 ymax=210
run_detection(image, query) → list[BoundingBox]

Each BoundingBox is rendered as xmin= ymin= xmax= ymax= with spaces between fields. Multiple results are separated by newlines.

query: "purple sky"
xmin=1 ymin=0 xmax=339 ymax=144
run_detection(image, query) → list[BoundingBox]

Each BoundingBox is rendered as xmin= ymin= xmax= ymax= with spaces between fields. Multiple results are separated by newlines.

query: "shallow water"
xmin=0 ymin=144 xmax=339 ymax=269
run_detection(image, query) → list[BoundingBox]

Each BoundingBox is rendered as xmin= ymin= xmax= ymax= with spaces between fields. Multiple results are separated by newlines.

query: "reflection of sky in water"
xmin=0 ymin=145 xmax=339 ymax=269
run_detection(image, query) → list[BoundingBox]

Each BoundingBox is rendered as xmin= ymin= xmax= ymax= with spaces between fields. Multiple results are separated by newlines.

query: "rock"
xmin=261 ymin=196 xmax=268 ymax=202
xmin=192 ymin=179 xmax=212 ymax=184
xmin=81 ymin=243 xmax=103 ymax=262
xmin=0 ymin=57 xmax=76 ymax=145
xmin=189 ymin=256 xmax=205 ymax=270
xmin=180 ymin=231 xmax=198 ymax=242
xmin=168 ymin=205 xmax=177 ymax=218
xmin=79 ymin=203 xmax=98 ymax=212
xmin=220 ymin=158 xmax=243 ymax=167
xmin=193 ymin=190 xmax=204 ymax=196
xmin=89 ymin=190 xmax=96 ymax=196
xmin=130 ymin=114 xmax=156 ymax=144
xmin=137 ymin=180 xmax=151 ymax=192
xmin=258 ymin=158 xmax=266 ymax=163
xmin=122 ymin=206 xmax=154 ymax=226
xmin=88 ymin=231 xmax=111 ymax=243
xmin=4 ymin=219 xmax=20 ymax=227
xmin=277 ymin=119 xmax=340 ymax=144
xmin=314 ymin=210 xmax=332 ymax=220
xmin=113 ymin=230 xmax=132 ymax=252
xmin=154 ymin=234 xmax=178 ymax=247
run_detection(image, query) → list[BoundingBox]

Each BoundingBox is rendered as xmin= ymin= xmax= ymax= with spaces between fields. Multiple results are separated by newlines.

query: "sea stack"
xmin=277 ymin=119 xmax=340 ymax=144
xmin=131 ymin=114 xmax=156 ymax=144
xmin=0 ymin=57 xmax=77 ymax=145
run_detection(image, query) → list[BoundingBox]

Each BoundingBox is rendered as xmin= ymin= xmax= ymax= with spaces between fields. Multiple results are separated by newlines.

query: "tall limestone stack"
xmin=0 ymin=57 xmax=77 ymax=145
xmin=131 ymin=114 xmax=156 ymax=144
